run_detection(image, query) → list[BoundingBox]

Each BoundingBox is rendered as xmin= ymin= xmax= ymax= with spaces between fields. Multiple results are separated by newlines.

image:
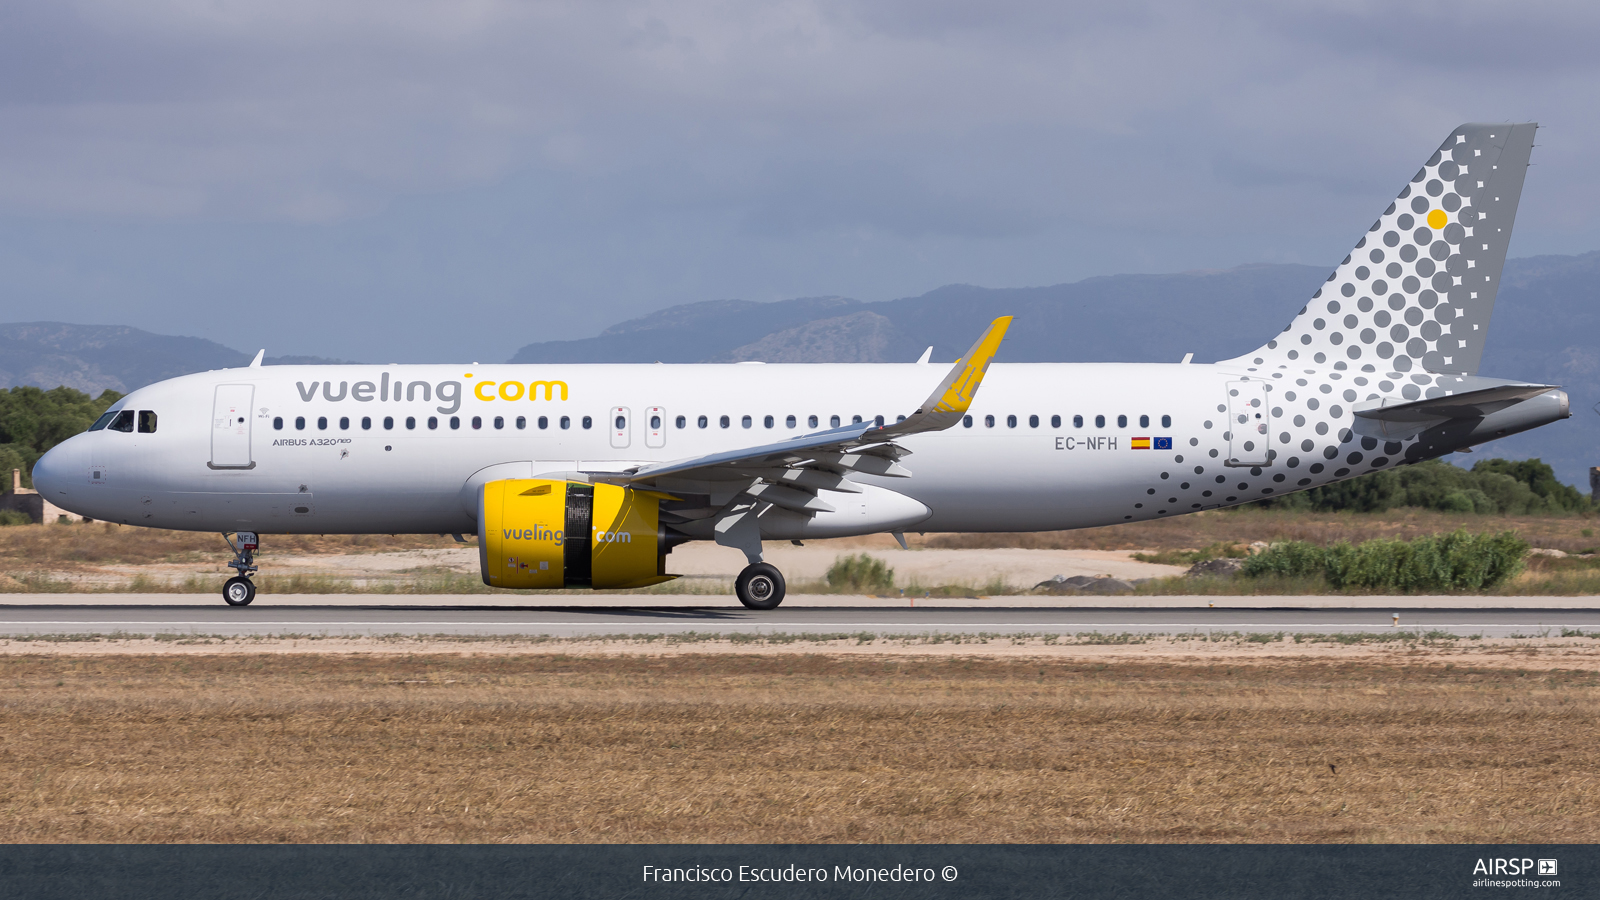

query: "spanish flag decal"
xmin=1131 ymin=437 xmax=1152 ymax=450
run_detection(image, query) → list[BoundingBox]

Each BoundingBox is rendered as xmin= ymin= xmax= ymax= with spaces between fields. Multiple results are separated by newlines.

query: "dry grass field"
xmin=3 ymin=652 xmax=1597 ymax=844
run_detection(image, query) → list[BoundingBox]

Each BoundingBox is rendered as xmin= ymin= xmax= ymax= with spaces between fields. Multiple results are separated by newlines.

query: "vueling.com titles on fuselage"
xmin=294 ymin=376 xmax=569 ymax=416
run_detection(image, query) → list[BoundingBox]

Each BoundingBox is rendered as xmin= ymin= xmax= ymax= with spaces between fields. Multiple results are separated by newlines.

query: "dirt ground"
xmin=2 ymin=648 xmax=1596 ymax=844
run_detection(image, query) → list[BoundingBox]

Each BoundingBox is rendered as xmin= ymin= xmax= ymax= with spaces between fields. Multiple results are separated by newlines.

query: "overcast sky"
xmin=1 ymin=0 xmax=1596 ymax=362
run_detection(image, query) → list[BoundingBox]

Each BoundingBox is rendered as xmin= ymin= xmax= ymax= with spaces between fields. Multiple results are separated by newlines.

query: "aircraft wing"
xmin=590 ymin=316 xmax=1012 ymax=515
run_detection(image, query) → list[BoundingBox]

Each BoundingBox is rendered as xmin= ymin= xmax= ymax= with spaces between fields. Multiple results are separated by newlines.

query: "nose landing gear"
xmin=222 ymin=531 xmax=259 ymax=606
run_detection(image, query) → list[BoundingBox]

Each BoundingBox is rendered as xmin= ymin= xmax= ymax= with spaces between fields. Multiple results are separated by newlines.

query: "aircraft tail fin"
xmin=1223 ymin=123 xmax=1536 ymax=376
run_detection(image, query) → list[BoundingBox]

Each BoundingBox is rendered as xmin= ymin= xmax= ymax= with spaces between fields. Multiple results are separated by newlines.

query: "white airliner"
xmin=32 ymin=123 xmax=1570 ymax=608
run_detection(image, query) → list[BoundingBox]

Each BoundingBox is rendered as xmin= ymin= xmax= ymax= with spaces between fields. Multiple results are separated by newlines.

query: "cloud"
xmin=1 ymin=0 xmax=1598 ymax=360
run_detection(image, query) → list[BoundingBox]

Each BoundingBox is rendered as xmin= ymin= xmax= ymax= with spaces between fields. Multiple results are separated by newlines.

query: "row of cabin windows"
xmin=89 ymin=410 xmax=158 ymax=433
xmin=271 ymin=411 xmax=1177 ymax=433
xmin=675 ymin=414 xmax=886 ymax=429
xmin=960 ymin=413 xmax=1173 ymax=429
xmin=274 ymin=415 xmax=594 ymax=431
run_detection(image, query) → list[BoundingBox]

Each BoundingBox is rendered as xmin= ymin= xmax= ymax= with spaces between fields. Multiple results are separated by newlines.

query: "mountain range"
xmin=4 ymin=253 xmax=1596 ymax=488
xmin=0 ymin=323 xmax=349 ymax=396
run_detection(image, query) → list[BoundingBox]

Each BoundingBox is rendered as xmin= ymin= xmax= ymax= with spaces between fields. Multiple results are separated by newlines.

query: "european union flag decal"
xmin=1153 ymin=436 xmax=1173 ymax=450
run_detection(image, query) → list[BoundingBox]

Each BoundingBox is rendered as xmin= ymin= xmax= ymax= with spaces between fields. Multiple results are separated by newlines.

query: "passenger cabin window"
xmin=361 ymin=417 xmax=372 ymax=430
xmin=339 ymin=416 xmax=350 ymax=430
xmin=984 ymin=415 xmax=995 ymax=428
xmin=109 ymin=410 xmax=135 ymax=432
xmin=406 ymin=417 xmax=417 ymax=429
xmin=698 ymin=415 xmax=708 ymax=428
xmin=675 ymin=415 xmax=685 ymax=429
xmin=785 ymin=415 xmax=796 ymax=428
xmin=652 ymin=414 xmax=662 ymax=429
xmin=89 ymin=411 xmax=116 ymax=432
xmin=615 ymin=415 xmax=626 ymax=430
xmin=1139 ymin=414 xmax=1149 ymax=428
xmin=962 ymin=415 xmax=973 ymax=428
xmin=273 ymin=416 xmax=284 ymax=430
xmin=741 ymin=415 xmax=752 ymax=428
xmin=720 ymin=415 xmax=730 ymax=428
xmin=1094 ymin=415 xmax=1105 ymax=428
xmin=296 ymin=416 xmax=306 ymax=430
xmin=851 ymin=415 xmax=863 ymax=424
xmin=762 ymin=415 xmax=773 ymax=428
xmin=581 ymin=416 xmax=592 ymax=429
xmin=1051 ymin=415 xmax=1061 ymax=428
xmin=808 ymin=415 xmax=818 ymax=428
xmin=1074 ymin=415 xmax=1084 ymax=428
xmin=472 ymin=416 xmax=483 ymax=430
xmin=1028 ymin=415 xmax=1039 ymax=428
xmin=830 ymin=415 xmax=841 ymax=427
xmin=384 ymin=416 xmax=394 ymax=430
xmin=427 ymin=417 xmax=438 ymax=430
xmin=875 ymin=415 xmax=885 ymax=427
xmin=1161 ymin=414 xmax=1172 ymax=428
xmin=137 ymin=411 xmax=158 ymax=433
xmin=559 ymin=416 xmax=570 ymax=429
xmin=1117 ymin=415 xmax=1127 ymax=428
xmin=317 ymin=416 xmax=327 ymax=430
xmin=450 ymin=416 xmax=460 ymax=429
xmin=1006 ymin=415 xmax=1017 ymax=428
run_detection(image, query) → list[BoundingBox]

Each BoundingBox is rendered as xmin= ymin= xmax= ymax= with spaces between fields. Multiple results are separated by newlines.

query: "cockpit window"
xmin=108 ymin=410 xmax=135 ymax=433
xmin=88 ymin=411 xmax=116 ymax=432
xmin=138 ymin=411 xmax=158 ymax=434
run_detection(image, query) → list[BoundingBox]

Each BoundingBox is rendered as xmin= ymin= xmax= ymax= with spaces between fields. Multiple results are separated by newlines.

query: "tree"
xmin=0 ymin=386 xmax=122 ymax=488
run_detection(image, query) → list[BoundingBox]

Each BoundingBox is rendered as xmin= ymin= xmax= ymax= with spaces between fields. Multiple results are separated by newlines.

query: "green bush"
xmin=1238 ymin=540 xmax=1324 ymax=578
xmin=826 ymin=554 xmax=896 ymax=593
xmin=1242 ymin=530 xmax=1528 ymax=592
xmin=0 ymin=509 xmax=33 ymax=526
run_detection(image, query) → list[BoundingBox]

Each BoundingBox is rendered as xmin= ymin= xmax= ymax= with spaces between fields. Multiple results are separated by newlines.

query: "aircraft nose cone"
xmin=31 ymin=442 xmax=74 ymax=499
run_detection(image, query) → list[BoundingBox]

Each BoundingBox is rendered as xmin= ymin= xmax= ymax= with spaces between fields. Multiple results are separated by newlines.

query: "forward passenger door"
xmin=210 ymin=384 xmax=255 ymax=469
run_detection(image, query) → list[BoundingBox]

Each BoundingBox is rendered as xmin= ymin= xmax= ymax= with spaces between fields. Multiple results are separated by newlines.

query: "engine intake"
xmin=478 ymin=479 xmax=682 ymax=590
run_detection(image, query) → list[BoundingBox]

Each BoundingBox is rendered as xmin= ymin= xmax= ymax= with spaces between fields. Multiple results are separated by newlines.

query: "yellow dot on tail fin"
xmin=1427 ymin=209 xmax=1447 ymax=229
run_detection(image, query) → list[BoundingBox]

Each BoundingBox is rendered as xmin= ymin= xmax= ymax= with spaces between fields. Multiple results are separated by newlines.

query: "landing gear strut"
xmin=222 ymin=531 xmax=259 ymax=606
xmin=735 ymin=562 xmax=786 ymax=610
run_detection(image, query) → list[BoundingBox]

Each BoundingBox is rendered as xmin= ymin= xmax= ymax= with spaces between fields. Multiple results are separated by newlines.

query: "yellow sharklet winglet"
xmin=874 ymin=316 xmax=1012 ymax=437
xmin=929 ymin=315 xmax=1012 ymax=414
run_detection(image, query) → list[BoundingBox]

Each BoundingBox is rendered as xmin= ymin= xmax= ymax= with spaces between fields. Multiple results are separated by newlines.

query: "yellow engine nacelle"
xmin=478 ymin=479 xmax=680 ymax=590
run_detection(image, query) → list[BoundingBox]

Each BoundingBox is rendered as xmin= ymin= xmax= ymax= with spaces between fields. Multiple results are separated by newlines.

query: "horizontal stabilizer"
xmin=1353 ymin=384 xmax=1557 ymax=422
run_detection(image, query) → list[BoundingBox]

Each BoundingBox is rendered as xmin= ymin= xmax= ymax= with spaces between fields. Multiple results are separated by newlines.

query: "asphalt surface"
xmin=0 ymin=605 xmax=1596 ymax=638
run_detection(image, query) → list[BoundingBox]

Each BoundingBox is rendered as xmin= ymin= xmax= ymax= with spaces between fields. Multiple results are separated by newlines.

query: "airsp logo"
xmin=1473 ymin=858 xmax=1552 ymax=876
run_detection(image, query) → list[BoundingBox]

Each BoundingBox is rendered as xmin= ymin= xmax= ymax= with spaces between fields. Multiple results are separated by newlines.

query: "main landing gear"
xmin=735 ymin=562 xmax=786 ymax=610
xmin=222 ymin=531 xmax=259 ymax=606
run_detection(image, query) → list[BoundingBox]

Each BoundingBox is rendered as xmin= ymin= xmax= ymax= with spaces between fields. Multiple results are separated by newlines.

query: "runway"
xmin=0 ymin=604 xmax=1596 ymax=639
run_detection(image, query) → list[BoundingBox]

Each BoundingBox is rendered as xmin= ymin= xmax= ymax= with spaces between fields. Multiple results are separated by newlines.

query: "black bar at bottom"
xmin=0 ymin=844 xmax=1586 ymax=899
